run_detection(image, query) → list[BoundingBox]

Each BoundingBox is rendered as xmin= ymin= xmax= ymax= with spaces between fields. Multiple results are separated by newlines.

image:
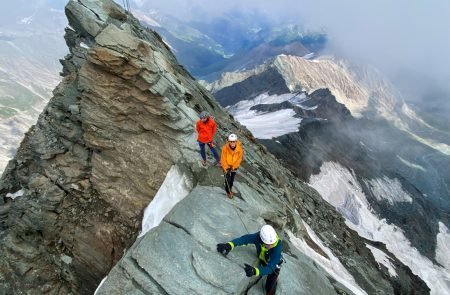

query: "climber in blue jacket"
xmin=217 ymin=225 xmax=283 ymax=295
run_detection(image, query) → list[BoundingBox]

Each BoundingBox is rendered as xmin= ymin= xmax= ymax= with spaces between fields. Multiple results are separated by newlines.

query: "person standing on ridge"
xmin=217 ymin=225 xmax=283 ymax=295
xmin=220 ymin=133 xmax=243 ymax=199
xmin=196 ymin=111 xmax=220 ymax=166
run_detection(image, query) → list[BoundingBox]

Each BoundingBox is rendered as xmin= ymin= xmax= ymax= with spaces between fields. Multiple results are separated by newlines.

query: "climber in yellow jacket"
xmin=220 ymin=134 xmax=243 ymax=198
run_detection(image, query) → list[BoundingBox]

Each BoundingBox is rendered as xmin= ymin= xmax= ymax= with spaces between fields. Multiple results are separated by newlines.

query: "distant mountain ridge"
xmin=0 ymin=2 xmax=67 ymax=171
xmin=0 ymin=1 xmax=428 ymax=294
xmin=212 ymin=55 xmax=399 ymax=118
xmin=209 ymin=52 xmax=450 ymax=294
xmin=0 ymin=4 xmax=325 ymax=172
xmin=133 ymin=9 xmax=326 ymax=79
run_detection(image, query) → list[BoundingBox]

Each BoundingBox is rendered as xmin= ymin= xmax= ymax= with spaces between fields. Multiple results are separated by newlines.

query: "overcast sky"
xmin=131 ymin=0 xmax=450 ymax=102
xmin=2 ymin=0 xmax=448 ymax=102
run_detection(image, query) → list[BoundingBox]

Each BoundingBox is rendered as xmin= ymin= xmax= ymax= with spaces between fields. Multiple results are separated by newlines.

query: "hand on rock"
xmin=244 ymin=264 xmax=256 ymax=277
xmin=217 ymin=243 xmax=232 ymax=256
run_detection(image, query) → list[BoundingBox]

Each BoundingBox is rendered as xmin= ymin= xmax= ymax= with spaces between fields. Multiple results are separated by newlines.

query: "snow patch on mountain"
xmin=288 ymin=223 xmax=367 ymax=295
xmin=80 ymin=42 xmax=90 ymax=49
xmin=436 ymin=222 xmax=450 ymax=270
xmin=365 ymin=177 xmax=412 ymax=204
xmin=234 ymin=109 xmax=301 ymax=139
xmin=139 ymin=165 xmax=193 ymax=237
xmin=228 ymin=92 xmax=301 ymax=139
xmin=406 ymin=131 xmax=450 ymax=157
xmin=309 ymin=161 xmax=450 ymax=295
xmin=365 ymin=244 xmax=397 ymax=277
xmin=400 ymin=103 xmax=439 ymax=131
xmin=94 ymin=276 xmax=108 ymax=295
xmin=391 ymin=104 xmax=450 ymax=156
xmin=6 ymin=189 xmax=24 ymax=200
xmin=302 ymin=52 xmax=315 ymax=59
xmin=396 ymin=155 xmax=427 ymax=172
xmin=228 ymin=92 xmax=294 ymax=113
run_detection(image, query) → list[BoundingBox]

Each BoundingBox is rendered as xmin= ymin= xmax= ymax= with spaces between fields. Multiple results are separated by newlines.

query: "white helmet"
xmin=228 ymin=133 xmax=237 ymax=141
xmin=260 ymin=225 xmax=277 ymax=244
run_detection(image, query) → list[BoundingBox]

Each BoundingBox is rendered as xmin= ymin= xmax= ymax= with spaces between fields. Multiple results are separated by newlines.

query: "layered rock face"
xmin=0 ymin=1 xmax=429 ymax=294
xmin=96 ymin=186 xmax=344 ymax=295
xmin=0 ymin=0 xmax=225 ymax=292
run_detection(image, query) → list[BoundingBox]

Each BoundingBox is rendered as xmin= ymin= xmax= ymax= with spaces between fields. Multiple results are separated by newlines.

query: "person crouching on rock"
xmin=220 ymin=133 xmax=243 ymax=199
xmin=217 ymin=225 xmax=283 ymax=295
xmin=196 ymin=111 xmax=220 ymax=166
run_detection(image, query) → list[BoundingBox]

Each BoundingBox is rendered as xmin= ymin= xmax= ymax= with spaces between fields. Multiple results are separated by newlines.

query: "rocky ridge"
xmin=212 ymin=46 xmax=450 ymax=293
xmin=0 ymin=1 xmax=429 ymax=294
xmin=210 ymin=55 xmax=399 ymax=119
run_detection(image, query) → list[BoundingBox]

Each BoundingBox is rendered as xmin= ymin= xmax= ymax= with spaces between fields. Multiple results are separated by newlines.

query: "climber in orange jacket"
xmin=220 ymin=133 xmax=243 ymax=198
xmin=196 ymin=111 xmax=220 ymax=166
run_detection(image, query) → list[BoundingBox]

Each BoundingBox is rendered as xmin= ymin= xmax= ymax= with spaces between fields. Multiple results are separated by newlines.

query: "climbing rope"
xmin=225 ymin=173 xmax=251 ymax=234
xmin=234 ymin=205 xmax=250 ymax=234
xmin=224 ymin=171 xmax=232 ymax=194
xmin=205 ymin=165 xmax=215 ymax=185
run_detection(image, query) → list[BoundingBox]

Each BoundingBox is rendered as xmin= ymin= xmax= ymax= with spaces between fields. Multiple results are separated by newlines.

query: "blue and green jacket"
xmin=228 ymin=232 xmax=283 ymax=276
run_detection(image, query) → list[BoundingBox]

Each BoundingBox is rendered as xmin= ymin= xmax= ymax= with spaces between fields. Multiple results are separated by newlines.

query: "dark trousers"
xmin=198 ymin=141 xmax=219 ymax=162
xmin=265 ymin=269 xmax=280 ymax=295
xmin=224 ymin=171 xmax=236 ymax=193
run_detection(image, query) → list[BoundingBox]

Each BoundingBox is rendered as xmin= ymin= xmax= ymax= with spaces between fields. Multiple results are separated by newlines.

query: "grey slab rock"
xmin=100 ymin=221 xmax=247 ymax=295
xmin=66 ymin=0 xmax=104 ymax=37
xmin=248 ymin=254 xmax=339 ymax=295
xmin=97 ymin=186 xmax=344 ymax=295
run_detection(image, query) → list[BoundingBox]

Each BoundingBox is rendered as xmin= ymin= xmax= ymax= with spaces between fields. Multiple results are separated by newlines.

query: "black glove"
xmin=217 ymin=243 xmax=232 ymax=256
xmin=244 ymin=264 xmax=256 ymax=277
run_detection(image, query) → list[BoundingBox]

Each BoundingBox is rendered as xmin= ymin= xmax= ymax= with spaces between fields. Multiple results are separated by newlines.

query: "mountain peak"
xmin=0 ymin=1 xmax=428 ymax=294
xmin=210 ymin=54 xmax=400 ymax=119
xmin=0 ymin=0 xmax=235 ymax=292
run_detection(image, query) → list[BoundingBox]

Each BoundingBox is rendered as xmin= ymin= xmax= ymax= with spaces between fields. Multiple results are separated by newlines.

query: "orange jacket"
xmin=196 ymin=117 xmax=217 ymax=143
xmin=221 ymin=140 xmax=243 ymax=171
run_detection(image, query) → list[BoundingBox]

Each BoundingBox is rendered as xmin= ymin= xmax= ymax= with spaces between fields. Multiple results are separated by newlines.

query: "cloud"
xmin=130 ymin=0 xmax=450 ymax=103
xmin=295 ymin=0 xmax=450 ymax=102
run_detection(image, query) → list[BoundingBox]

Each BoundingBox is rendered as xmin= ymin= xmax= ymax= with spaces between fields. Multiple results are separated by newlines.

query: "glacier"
xmin=309 ymin=161 xmax=450 ymax=295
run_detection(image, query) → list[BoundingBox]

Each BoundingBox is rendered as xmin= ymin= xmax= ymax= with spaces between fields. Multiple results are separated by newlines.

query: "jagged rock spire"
xmin=0 ymin=0 xmax=235 ymax=292
xmin=0 ymin=0 xmax=429 ymax=294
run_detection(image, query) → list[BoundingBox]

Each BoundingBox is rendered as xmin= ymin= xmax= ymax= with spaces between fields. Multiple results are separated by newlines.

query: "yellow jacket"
xmin=221 ymin=140 xmax=243 ymax=171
